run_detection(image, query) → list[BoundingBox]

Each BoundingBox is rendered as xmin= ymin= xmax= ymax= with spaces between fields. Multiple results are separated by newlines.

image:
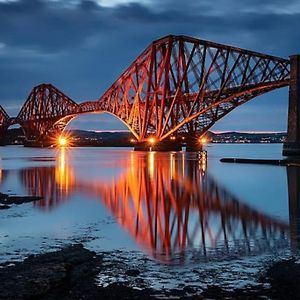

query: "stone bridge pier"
xmin=283 ymin=55 xmax=300 ymax=156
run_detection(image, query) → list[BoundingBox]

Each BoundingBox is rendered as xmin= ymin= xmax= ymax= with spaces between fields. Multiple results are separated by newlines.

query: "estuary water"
xmin=0 ymin=144 xmax=299 ymax=289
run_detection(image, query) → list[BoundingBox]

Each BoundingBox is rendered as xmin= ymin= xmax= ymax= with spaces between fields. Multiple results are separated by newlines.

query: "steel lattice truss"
xmin=0 ymin=105 xmax=9 ymax=140
xmin=0 ymin=35 xmax=291 ymax=143
xmin=0 ymin=105 xmax=9 ymax=125
xmin=17 ymin=84 xmax=79 ymax=142
xmin=97 ymin=35 xmax=290 ymax=141
xmin=18 ymin=152 xmax=289 ymax=262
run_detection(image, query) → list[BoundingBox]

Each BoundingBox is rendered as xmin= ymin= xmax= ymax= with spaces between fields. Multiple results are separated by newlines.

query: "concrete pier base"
xmin=283 ymin=142 xmax=300 ymax=157
xmin=283 ymin=55 xmax=300 ymax=156
xmin=185 ymin=138 xmax=203 ymax=152
xmin=23 ymin=140 xmax=53 ymax=148
xmin=134 ymin=140 xmax=182 ymax=151
xmin=186 ymin=143 xmax=203 ymax=152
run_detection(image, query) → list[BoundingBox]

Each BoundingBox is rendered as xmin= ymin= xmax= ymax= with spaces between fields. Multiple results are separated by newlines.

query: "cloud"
xmin=0 ymin=0 xmax=298 ymax=130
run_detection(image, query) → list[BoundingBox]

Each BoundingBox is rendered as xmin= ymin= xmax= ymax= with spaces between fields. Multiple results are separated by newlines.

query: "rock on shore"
xmin=0 ymin=244 xmax=155 ymax=300
xmin=0 ymin=244 xmax=299 ymax=299
xmin=0 ymin=192 xmax=42 ymax=209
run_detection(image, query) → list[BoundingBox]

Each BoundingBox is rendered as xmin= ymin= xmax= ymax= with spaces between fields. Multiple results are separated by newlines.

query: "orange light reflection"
xmin=55 ymin=147 xmax=75 ymax=194
xmin=21 ymin=151 xmax=289 ymax=264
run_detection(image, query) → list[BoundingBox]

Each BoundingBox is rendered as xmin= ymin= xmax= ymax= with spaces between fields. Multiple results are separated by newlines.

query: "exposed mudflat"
xmin=0 ymin=244 xmax=299 ymax=299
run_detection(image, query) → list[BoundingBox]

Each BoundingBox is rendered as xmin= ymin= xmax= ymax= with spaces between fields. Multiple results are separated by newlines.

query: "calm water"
xmin=0 ymin=144 xmax=299 ymax=267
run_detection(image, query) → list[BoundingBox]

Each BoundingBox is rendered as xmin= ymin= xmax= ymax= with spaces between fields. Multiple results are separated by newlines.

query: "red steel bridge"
xmin=0 ymin=35 xmax=295 ymax=151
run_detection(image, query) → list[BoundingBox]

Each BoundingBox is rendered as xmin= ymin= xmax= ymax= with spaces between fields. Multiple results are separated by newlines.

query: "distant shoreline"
xmin=1 ymin=141 xmax=285 ymax=147
xmin=2 ymin=128 xmax=287 ymax=146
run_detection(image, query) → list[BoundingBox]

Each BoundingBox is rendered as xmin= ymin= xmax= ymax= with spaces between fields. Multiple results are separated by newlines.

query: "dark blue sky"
xmin=0 ymin=0 xmax=299 ymax=131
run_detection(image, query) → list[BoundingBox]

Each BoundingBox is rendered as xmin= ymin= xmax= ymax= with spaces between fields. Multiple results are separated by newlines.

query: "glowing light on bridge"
xmin=200 ymin=137 xmax=207 ymax=144
xmin=58 ymin=136 xmax=68 ymax=147
xmin=148 ymin=137 xmax=156 ymax=145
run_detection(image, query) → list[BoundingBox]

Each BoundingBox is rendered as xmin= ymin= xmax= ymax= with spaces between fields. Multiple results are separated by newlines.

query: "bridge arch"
xmin=16 ymin=84 xmax=79 ymax=145
xmin=58 ymin=110 xmax=139 ymax=140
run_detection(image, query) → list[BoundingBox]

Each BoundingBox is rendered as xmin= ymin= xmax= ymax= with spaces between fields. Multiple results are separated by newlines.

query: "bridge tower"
xmin=283 ymin=55 xmax=300 ymax=156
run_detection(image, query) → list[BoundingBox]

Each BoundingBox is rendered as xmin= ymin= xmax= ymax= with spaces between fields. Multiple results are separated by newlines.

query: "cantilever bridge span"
xmin=0 ymin=35 xmax=292 ymax=150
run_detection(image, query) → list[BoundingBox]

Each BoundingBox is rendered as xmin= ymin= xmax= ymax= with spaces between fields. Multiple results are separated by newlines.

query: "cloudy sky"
xmin=0 ymin=0 xmax=299 ymax=131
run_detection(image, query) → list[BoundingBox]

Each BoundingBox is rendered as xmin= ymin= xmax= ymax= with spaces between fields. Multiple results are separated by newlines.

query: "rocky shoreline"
xmin=0 ymin=244 xmax=299 ymax=299
xmin=0 ymin=192 xmax=42 ymax=210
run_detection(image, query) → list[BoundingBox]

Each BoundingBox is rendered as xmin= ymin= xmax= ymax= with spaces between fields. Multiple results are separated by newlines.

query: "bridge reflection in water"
xmin=17 ymin=149 xmax=296 ymax=263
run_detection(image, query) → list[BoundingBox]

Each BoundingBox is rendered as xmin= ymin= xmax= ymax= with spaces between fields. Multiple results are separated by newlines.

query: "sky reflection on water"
xmin=0 ymin=145 xmax=299 ymax=264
